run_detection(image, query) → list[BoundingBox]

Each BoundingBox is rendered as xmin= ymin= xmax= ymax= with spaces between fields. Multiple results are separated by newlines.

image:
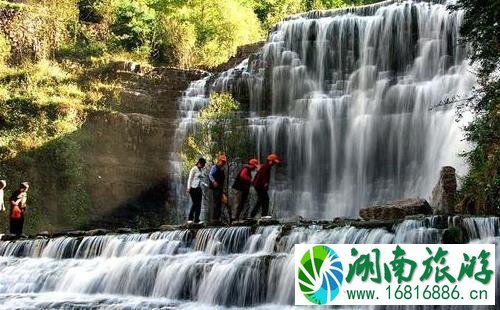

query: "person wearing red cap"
xmin=231 ymin=158 xmax=259 ymax=221
xmin=208 ymin=155 xmax=227 ymax=222
xmin=251 ymin=154 xmax=281 ymax=219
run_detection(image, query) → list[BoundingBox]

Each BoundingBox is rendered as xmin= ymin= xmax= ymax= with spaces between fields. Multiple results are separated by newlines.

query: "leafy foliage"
xmin=249 ymin=0 xmax=378 ymax=29
xmin=252 ymin=0 xmax=305 ymax=29
xmin=109 ymin=1 xmax=156 ymax=51
xmin=152 ymin=15 xmax=197 ymax=67
xmin=181 ymin=93 xmax=254 ymax=187
xmin=0 ymin=0 xmax=27 ymax=10
xmin=92 ymin=0 xmax=263 ymax=67
xmin=452 ymin=0 xmax=500 ymax=214
xmin=0 ymin=59 xmax=119 ymax=160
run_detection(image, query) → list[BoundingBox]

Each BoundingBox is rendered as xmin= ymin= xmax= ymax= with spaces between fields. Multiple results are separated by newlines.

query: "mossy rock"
xmin=442 ymin=227 xmax=463 ymax=244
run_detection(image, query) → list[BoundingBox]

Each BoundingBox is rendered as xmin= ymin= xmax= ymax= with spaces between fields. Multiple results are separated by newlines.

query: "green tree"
xmin=252 ymin=0 xmax=305 ymax=29
xmin=109 ymin=0 xmax=156 ymax=51
xmin=452 ymin=0 xmax=500 ymax=214
xmin=181 ymin=92 xmax=254 ymax=191
xmin=248 ymin=0 xmax=378 ymax=30
xmin=187 ymin=0 xmax=263 ymax=67
xmin=152 ymin=15 xmax=197 ymax=67
xmin=97 ymin=0 xmax=263 ymax=67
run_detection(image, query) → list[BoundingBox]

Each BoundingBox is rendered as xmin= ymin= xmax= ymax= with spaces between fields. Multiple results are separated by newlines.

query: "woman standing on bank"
xmin=0 ymin=180 xmax=6 ymax=212
xmin=9 ymin=182 xmax=29 ymax=235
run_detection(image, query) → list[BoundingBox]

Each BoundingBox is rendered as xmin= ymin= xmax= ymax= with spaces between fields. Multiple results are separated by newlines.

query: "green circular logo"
xmin=297 ymin=245 xmax=344 ymax=305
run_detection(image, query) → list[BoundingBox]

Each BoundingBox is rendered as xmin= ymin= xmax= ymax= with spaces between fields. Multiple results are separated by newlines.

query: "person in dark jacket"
xmin=231 ymin=158 xmax=259 ymax=221
xmin=209 ymin=155 xmax=227 ymax=222
xmin=9 ymin=182 xmax=29 ymax=235
xmin=251 ymin=154 xmax=281 ymax=219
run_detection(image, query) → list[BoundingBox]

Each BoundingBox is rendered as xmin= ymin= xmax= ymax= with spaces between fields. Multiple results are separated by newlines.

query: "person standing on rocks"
xmin=0 ymin=180 xmax=6 ymax=212
xmin=9 ymin=182 xmax=29 ymax=236
xmin=186 ymin=157 xmax=207 ymax=224
xmin=251 ymin=154 xmax=281 ymax=219
xmin=209 ymin=155 xmax=227 ymax=223
xmin=231 ymin=158 xmax=259 ymax=221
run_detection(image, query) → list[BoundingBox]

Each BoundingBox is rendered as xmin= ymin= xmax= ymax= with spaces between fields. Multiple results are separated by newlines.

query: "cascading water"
xmin=0 ymin=217 xmax=497 ymax=308
xmin=1 ymin=1 xmax=489 ymax=309
xmin=174 ymin=0 xmax=474 ymax=219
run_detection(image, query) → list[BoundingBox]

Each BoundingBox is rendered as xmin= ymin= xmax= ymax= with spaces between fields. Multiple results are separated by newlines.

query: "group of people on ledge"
xmin=186 ymin=154 xmax=281 ymax=224
xmin=0 ymin=181 xmax=30 ymax=235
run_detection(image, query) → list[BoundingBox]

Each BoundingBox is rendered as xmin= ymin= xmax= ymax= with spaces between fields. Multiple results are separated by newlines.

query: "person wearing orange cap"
xmin=231 ymin=158 xmax=259 ymax=221
xmin=208 ymin=155 xmax=227 ymax=222
xmin=250 ymin=154 xmax=281 ymax=219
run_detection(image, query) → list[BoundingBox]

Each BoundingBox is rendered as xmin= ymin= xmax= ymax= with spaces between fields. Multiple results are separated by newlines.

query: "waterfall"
xmin=174 ymin=0 xmax=474 ymax=219
xmin=170 ymin=75 xmax=211 ymax=221
xmin=462 ymin=217 xmax=500 ymax=240
xmin=4 ymin=1 xmax=486 ymax=308
xmin=0 ymin=217 xmax=497 ymax=308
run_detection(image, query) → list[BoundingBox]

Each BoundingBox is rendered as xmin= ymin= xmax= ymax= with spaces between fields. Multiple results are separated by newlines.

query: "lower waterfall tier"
xmin=0 ymin=217 xmax=498 ymax=308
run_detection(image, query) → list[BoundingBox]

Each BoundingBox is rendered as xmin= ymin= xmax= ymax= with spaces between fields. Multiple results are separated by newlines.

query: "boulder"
xmin=67 ymin=230 xmax=86 ymax=237
xmin=0 ymin=234 xmax=18 ymax=241
xmin=442 ymin=227 xmax=464 ymax=244
xmin=86 ymin=229 xmax=109 ymax=236
xmin=51 ymin=231 xmax=70 ymax=238
xmin=279 ymin=215 xmax=303 ymax=226
xmin=116 ymin=228 xmax=133 ymax=234
xmin=431 ymin=166 xmax=457 ymax=215
xmin=351 ymin=219 xmax=399 ymax=230
xmin=37 ymin=231 xmax=51 ymax=238
xmin=110 ymin=60 xmax=141 ymax=73
xmin=359 ymin=198 xmax=432 ymax=221
xmin=158 ymin=225 xmax=176 ymax=231
xmin=332 ymin=217 xmax=348 ymax=226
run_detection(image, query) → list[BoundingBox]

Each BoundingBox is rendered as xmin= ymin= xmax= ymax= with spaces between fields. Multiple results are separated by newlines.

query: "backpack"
xmin=11 ymin=204 xmax=22 ymax=220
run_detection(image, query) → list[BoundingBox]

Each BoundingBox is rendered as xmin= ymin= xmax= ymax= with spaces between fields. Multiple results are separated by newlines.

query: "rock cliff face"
xmin=79 ymin=64 xmax=207 ymax=229
xmin=75 ymin=43 xmax=266 ymax=229
xmin=210 ymin=41 xmax=264 ymax=72
xmin=0 ymin=61 xmax=208 ymax=233
xmin=0 ymin=37 xmax=263 ymax=233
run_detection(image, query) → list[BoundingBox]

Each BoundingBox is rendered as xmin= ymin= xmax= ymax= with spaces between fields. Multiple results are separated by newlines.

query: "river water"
xmin=0 ymin=217 xmax=497 ymax=308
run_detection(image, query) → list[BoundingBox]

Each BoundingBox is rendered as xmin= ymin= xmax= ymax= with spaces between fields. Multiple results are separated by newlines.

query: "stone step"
xmin=2 ymin=215 xmax=486 ymax=242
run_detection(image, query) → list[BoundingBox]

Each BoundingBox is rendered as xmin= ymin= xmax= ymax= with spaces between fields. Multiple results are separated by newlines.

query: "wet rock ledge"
xmin=0 ymin=213 xmax=494 ymax=245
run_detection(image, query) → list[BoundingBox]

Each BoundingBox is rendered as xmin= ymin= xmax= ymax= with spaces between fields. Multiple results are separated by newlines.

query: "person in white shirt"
xmin=0 ymin=180 xmax=6 ymax=212
xmin=186 ymin=158 xmax=206 ymax=223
